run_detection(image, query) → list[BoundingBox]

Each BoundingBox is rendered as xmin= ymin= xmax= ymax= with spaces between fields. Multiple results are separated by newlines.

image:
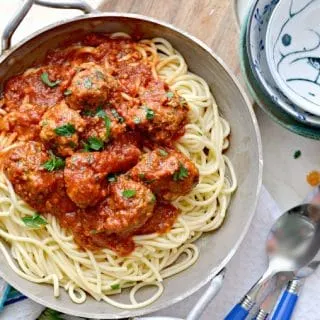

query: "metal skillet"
xmin=0 ymin=0 xmax=262 ymax=318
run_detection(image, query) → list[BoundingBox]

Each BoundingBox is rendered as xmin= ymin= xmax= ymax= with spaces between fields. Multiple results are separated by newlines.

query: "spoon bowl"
xmin=225 ymin=203 xmax=320 ymax=320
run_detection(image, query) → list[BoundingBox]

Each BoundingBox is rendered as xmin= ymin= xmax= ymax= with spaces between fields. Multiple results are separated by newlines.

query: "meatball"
xmin=81 ymin=108 xmax=126 ymax=143
xmin=64 ymin=152 xmax=108 ymax=208
xmin=2 ymin=141 xmax=75 ymax=214
xmin=64 ymin=143 xmax=140 ymax=208
xmin=66 ymin=63 xmax=114 ymax=110
xmin=129 ymin=148 xmax=199 ymax=200
xmin=124 ymin=80 xmax=189 ymax=144
xmin=40 ymin=102 xmax=85 ymax=156
xmin=96 ymin=176 xmax=155 ymax=235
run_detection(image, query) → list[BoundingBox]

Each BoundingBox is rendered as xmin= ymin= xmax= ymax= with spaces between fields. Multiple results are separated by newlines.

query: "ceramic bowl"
xmin=246 ymin=0 xmax=320 ymax=127
xmin=239 ymin=3 xmax=320 ymax=140
xmin=266 ymin=0 xmax=320 ymax=117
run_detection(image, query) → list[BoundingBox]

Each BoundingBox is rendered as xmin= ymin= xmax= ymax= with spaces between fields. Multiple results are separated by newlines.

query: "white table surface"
xmin=0 ymin=1 xmax=319 ymax=319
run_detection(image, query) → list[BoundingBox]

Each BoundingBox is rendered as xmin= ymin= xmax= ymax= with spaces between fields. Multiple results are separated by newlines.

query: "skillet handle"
xmin=34 ymin=0 xmax=96 ymax=14
xmin=1 ymin=0 xmax=34 ymax=53
xmin=186 ymin=268 xmax=225 ymax=320
xmin=1 ymin=0 xmax=95 ymax=54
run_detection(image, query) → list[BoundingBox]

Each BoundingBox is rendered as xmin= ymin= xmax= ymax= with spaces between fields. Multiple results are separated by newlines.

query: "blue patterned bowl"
xmin=266 ymin=0 xmax=320 ymax=117
xmin=242 ymin=0 xmax=320 ymax=133
xmin=239 ymin=2 xmax=320 ymax=140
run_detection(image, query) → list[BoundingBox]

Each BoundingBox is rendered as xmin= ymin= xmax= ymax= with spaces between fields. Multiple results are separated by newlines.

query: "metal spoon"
xmin=225 ymin=203 xmax=320 ymax=320
xmin=253 ymin=185 xmax=320 ymax=320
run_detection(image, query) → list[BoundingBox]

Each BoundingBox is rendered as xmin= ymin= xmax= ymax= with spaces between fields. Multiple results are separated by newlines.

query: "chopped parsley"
xmin=95 ymin=70 xmax=105 ymax=79
xmin=133 ymin=116 xmax=141 ymax=124
xmin=68 ymin=141 xmax=77 ymax=149
xmin=43 ymin=151 xmax=65 ymax=171
xmin=145 ymin=107 xmax=155 ymax=120
xmin=63 ymin=89 xmax=72 ymax=96
xmin=95 ymin=106 xmax=106 ymax=118
xmin=83 ymin=77 xmax=93 ymax=89
xmin=107 ymin=173 xmax=117 ymax=182
xmin=166 ymin=91 xmax=174 ymax=99
xmin=82 ymin=109 xmax=96 ymax=117
xmin=103 ymin=115 xmax=111 ymax=139
xmin=294 ymin=150 xmax=301 ymax=159
xmin=111 ymin=108 xmax=124 ymax=123
xmin=111 ymin=283 xmax=120 ymax=290
xmin=173 ymin=163 xmax=189 ymax=181
xmin=150 ymin=193 xmax=156 ymax=203
xmin=138 ymin=173 xmax=145 ymax=180
xmin=22 ymin=214 xmax=47 ymax=229
xmin=96 ymin=108 xmax=111 ymax=139
xmin=158 ymin=149 xmax=168 ymax=157
xmin=122 ymin=189 xmax=136 ymax=198
xmin=54 ymin=123 xmax=76 ymax=136
xmin=40 ymin=72 xmax=61 ymax=88
xmin=83 ymin=137 xmax=104 ymax=151
xmin=41 ymin=120 xmax=48 ymax=127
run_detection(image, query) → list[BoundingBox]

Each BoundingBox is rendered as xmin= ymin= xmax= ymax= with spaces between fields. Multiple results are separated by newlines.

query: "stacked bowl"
xmin=239 ymin=0 xmax=320 ymax=140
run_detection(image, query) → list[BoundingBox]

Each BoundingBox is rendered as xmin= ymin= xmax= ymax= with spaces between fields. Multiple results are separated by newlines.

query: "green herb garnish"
xmin=166 ymin=91 xmax=174 ymax=99
xmin=40 ymin=72 xmax=61 ymax=88
xmin=150 ymin=193 xmax=156 ymax=203
xmin=63 ymin=89 xmax=72 ymax=96
xmin=111 ymin=109 xmax=124 ymax=123
xmin=95 ymin=106 xmax=106 ymax=118
xmin=95 ymin=70 xmax=105 ymax=79
xmin=111 ymin=283 xmax=120 ymax=290
xmin=96 ymin=108 xmax=111 ymax=139
xmin=294 ymin=150 xmax=301 ymax=159
xmin=158 ymin=149 xmax=168 ymax=157
xmin=133 ymin=117 xmax=141 ymax=124
xmin=145 ymin=107 xmax=155 ymax=120
xmin=83 ymin=77 xmax=92 ymax=89
xmin=82 ymin=109 xmax=95 ymax=117
xmin=122 ymin=189 xmax=136 ymax=198
xmin=83 ymin=137 xmax=104 ymax=151
xmin=43 ymin=151 xmax=65 ymax=171
xmin=68 ymin=141 xmax=77 ymax=149
xmin=138 ymin=173 xmax=145 ymax=180
xmin=22 ymin=214 xmax=47 ymax=229
xmin=54 ymin=123 xmax=76 ymax=137
xmin=173 ymin=163 xmax=189 ymax=181
xmin=107 ymin=173 xmax=118 ymax=183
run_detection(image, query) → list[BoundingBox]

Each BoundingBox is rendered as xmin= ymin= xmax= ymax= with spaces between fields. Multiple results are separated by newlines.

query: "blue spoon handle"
xmin=270 ymin=280 xmax=302 ymax=320
xmin=224 ymin=303 xmax=249 ymax=320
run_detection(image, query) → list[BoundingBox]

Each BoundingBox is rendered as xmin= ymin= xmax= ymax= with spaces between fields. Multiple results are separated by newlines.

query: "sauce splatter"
xmin=307 ymin=171 xmax=320 ymax=187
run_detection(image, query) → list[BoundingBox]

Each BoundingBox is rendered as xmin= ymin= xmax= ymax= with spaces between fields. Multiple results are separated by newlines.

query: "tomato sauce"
xmin=0 ymin=33 xmax=193 ymax=256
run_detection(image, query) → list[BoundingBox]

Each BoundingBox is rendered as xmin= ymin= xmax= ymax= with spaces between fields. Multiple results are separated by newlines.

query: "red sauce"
xmin=307 ymin=171 xmax=320 ymax=187
xmin=0 ymin=33 xmax=193 ymax=256
xmin=137 ymin=202 xmax=180 ymax=235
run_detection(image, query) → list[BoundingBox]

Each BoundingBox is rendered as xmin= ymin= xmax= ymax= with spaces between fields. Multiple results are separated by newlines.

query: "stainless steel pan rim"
xmin=0 ymin=8 xmax=263 ymax=319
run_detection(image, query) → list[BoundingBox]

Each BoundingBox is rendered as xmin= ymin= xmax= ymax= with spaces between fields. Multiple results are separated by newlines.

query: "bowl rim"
xmin=0 ymin=12 xmax=263 ymax=318
xmin=265 ymin=0 xmax=320 ymax=117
